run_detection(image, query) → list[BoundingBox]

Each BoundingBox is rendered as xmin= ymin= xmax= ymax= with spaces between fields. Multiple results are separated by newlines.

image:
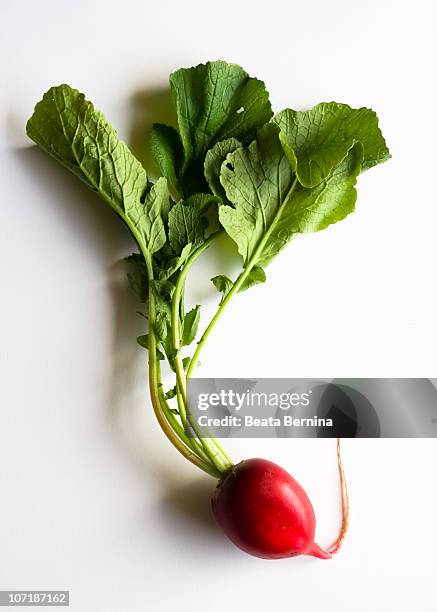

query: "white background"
xmin=1 ymin=0 xmax=436 ymax=610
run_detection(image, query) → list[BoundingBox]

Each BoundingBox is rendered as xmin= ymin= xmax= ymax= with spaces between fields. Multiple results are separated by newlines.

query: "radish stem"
xmin=141 ymin=243 xmax=220 ymax=478
xmin=171 ymin=235 xmax=233 ymax=473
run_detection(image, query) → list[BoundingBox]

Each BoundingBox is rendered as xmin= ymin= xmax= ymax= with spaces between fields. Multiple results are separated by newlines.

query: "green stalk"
xmin=175 ymin=383 xmax=188 ymax=429
xmin=170 ymin=235 xmax=233 ymax=473
xmin=171 ymin=234 xmax=218 ymax=352
xmin=159 ymin=393 xmax=212 ymax=466
xmin=171 ymin=235 xmax=215 ymax=408
xmin=156 ymin=362 xmax=211 ymax=464
xmin=140 ymin=244 xmax=220 ymax=478
xmin=172 ymin=379 xmax=219 ymax=468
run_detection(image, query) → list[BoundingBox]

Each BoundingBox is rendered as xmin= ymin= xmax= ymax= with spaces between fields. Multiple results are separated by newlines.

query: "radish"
xmin=212 ymin=442 xmax=349 ymax=559
xmin=26 ymin=60 xmax=388 ymax=560
xmin=213 ymin=458 xmax=331 ymax=559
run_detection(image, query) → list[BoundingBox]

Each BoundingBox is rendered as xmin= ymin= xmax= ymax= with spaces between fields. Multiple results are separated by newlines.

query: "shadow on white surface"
xmin=159 ymin=473 xmax=222 ymax=535
xmin=129 ymin=86 xmax=176 ymax=178
xmin=108 ymin=260 xmax=145 ymax=416
xmin=14 ymin=145 xmax=133 ymax=258
xmin=14 ymin=143 xmax=154 ymax=469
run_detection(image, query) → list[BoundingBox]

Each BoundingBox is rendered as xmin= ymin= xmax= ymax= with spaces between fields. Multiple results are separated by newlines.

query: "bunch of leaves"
xmin=26 ymin=61 xmax=390 ymax=477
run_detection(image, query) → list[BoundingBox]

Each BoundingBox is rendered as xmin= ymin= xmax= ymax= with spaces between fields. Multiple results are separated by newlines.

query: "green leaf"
xmin=219 ymin=124 xmax=294 ymax=266
xmin=182 ymin=357 xmax=191 ymax=372
xmin=168 ymin=194 xmax=219 ymax=255
xmin=219 ymin=124 xmax=363 ymax=268
xmin=137 ymin=335 xmax=164 ymax=360
xmin=211 ymin=275 xmax=233 ymax=301
xmin=281 ymin=143 xmax=363 ymax=232
xmin=133 ymin=177 xmax=169 ymax=254
xmin=150 ymin=280 xmax=175 ymax=368
xmin=137 ymin=334 xmax=149 ymax=348
xmin=182 ymin=305 xmax=200 ymax=346
xmin=170 ymin=61 xmax=272 ymax=193
xmin=157 ymin=243 xmax=192 ymax=280
xmin=240 ymin=266 xmax=266 ymax=290
xmin=150 ymin=123 xmax=183 ymax=199
xmin=259 ymin=143 xmax=363 ymax=265
xmin=26 ymin=84 xmax=168 ymax=258
xmin=204 ymin=137 xmax=241 ymax=200
xmin=164 ymin=386 xmax=177 ymax=400
xmin=273 ymin=102 xmax=391 ymax=188
xmin=211 ymin=266 xmax=266 ymax=303
xmin=155 ymin=311 xmax=168 ymax=341
xmin=150 ymin=279 xmax=174 ymax=302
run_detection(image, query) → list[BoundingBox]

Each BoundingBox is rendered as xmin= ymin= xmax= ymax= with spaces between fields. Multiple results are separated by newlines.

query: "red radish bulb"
xmin=212 ymin=458 xmax=332 ymax=560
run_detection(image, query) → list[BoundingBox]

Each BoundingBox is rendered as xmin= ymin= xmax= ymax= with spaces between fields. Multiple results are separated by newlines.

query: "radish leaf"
xmin=182 ymin=305 xmax=200 ymax=346
xmin=168 ymin=194 xmax=219 ymax=255
xmin=273 ymin=102 xmax=391 ymax=188
xmin=150 ymin=123 xmax=183 ymax=199
xmin=218 ymin=124 xmax=293 ymax=266
xmin=204 ymin=137 xmax=242 ymax=201
xmin=137 ymin=335 xmax=165 ymax=360
xmin=257 ymin=143 xmax=363 ymax=265
xmin=212 ymin=266 xmax=266 ymax=303
xmin=26 ymin=84 xmax=167 ymax=259
xmin=211 ymin=275 xmax=233 ymax=299
xmin=219 ymin=124 xmax=363 ymax=267
xmin=156 ymin=243 xmax=192 ymax=280
xmin=241 ymin=266 xmax=266 ymax=290
xmin=169 ymin=61 xmax=272 ymax=194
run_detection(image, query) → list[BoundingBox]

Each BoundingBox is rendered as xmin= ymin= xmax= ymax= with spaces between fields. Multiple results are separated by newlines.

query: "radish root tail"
xmin=327 ymin=437 xmax=350 ymax=556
